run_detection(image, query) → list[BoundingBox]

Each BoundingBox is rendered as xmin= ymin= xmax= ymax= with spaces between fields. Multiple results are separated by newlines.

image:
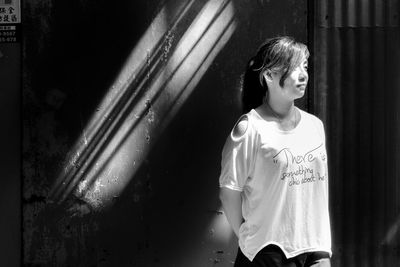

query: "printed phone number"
xmin=0 ymin=36 xmax=16 ymax=42
xmin=0 ymin=31 xmax=15 ymax=36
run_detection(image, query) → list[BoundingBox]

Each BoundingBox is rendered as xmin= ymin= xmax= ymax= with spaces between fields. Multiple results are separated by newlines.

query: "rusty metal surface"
xmin=313 ymin=0 xmax=400 ymax=266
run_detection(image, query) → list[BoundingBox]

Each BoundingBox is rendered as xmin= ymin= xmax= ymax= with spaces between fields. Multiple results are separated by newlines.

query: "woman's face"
xmin=268 ymin=57 xmax=309 ymax=101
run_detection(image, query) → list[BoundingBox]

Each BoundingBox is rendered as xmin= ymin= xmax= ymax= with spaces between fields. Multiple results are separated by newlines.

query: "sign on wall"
xmin=0 ymin=0 xmax=20 ymax=43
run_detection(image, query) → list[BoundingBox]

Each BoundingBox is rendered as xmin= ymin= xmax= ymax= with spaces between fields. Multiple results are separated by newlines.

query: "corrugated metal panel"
xmin=313 ymin=0 xmax=400 ymax=266
xmin=316 ymin=0 xmax=400 ymax=27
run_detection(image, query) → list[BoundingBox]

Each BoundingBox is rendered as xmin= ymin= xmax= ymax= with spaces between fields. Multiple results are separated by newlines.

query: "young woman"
xmin=219 ymin=36 xmax=332 ymax=267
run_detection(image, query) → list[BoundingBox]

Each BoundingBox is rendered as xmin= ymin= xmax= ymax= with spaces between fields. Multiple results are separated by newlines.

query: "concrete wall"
xmin=22 ymin=0 xmax=307 ymax=266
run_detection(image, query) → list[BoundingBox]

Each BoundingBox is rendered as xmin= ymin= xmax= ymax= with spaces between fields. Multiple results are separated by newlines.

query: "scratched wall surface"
xmin=22 ymin=0 xmax=307 ymax=266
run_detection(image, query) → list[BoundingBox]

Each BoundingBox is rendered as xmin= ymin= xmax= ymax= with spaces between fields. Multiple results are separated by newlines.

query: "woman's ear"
xmin=263 ymin=70 xmax=274 ymax=83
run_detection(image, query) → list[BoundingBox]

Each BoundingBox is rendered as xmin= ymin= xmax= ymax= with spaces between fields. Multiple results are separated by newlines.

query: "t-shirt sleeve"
xmin=219 ymin=115 xmax=257 ymax=191
xmin=311 ymin=114 xmax=326 ymax=144
xmin=318 ymin=118 xmax=326 ymax=145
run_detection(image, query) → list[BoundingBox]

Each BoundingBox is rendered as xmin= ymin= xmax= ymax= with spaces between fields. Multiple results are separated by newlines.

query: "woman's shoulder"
xmin=230 ymin=110 xmax=259 ymax=139
xmin=232 ymin=115 xmax=250 ymax=138
xmin=297 ymin=108 xmax=323 ymax=124
xmin=297 ymin=108 xmax=325 ymax=137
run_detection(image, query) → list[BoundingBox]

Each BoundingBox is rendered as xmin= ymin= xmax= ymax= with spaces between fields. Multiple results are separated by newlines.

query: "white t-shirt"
xmin=219 ymin=108 xmax=332 ymax=261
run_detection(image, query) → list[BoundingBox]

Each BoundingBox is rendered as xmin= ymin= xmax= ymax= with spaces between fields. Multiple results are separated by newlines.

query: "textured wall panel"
xmin=313 ymin=0 xmax=400 ymax=266
xmin=316 ymin=0 xmax=399 ymax=28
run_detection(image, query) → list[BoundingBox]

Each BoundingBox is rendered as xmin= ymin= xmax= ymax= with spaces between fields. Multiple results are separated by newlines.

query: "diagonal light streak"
xmin=76 ymin=0 xmax=236 ymax=209
xmin=49 ymin=5 xmax=170 ymax=201
xmin=49 ymin=0 xmax=197 ymax=202
xmin=52 ymin=0 xmax=237 ymax=209
xmin=159 ymin=5 xmax=236 ymax=129
xmin=52 ymin=0 xmax=203 ymax=203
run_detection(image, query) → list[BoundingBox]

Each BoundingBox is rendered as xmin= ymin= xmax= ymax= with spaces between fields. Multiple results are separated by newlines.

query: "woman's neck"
xmin=265 ymin=98 xmax=295 ymax=120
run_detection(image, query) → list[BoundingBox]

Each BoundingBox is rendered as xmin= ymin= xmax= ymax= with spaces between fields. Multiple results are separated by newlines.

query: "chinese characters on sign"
xmin=0 ymin=6 xmax=18 ymax=23
xmin=0 ymin=0 xmax=20 ymax=43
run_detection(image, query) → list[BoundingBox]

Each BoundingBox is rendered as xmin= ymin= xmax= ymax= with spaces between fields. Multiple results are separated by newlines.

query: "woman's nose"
xmin=299 ymin=71 xmax=308 ymax=82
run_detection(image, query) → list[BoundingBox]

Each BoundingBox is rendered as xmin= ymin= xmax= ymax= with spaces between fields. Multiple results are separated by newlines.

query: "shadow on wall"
xmin=23 ymin=0 xmax=308 ymax=266
xmin=49 ymin=0 xmax=238 ymax=212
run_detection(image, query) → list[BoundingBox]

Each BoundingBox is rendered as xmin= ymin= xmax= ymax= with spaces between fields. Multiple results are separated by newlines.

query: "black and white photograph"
xmin=1 ymin=0 xmax=399 ymax=266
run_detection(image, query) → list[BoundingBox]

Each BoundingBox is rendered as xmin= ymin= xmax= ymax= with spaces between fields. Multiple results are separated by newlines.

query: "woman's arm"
xmin=219 ymin=187 xmax=243 ymax=238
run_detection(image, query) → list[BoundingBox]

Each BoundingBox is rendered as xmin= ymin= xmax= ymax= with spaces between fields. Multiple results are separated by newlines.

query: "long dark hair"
xmin=241 ymin=36 xmax=309 ymax=113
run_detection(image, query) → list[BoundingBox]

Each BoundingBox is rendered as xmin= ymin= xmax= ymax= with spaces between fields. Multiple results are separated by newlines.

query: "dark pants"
xmin=234 ymin=245 xmax=330 ymax=267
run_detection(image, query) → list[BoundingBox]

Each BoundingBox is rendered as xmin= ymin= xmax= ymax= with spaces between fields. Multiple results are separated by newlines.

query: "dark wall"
xmin=0 ymin=43 xmax=21 ymax=267
xmin=23 ymin=0 xmax=307 ymax=266
xmin=313 ymin=0 xmax=400 ymax=266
